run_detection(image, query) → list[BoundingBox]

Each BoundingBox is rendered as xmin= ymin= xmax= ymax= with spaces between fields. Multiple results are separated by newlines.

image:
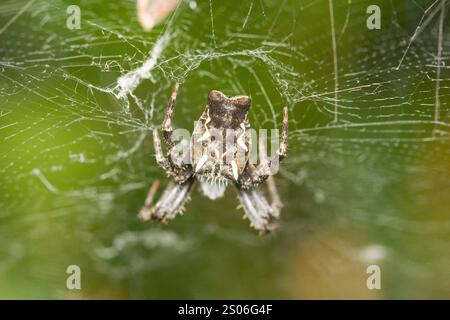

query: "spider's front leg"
xmin=139 ymin=177 xmax=195 ymax=222
xmin=143 ymin=128 xmax=194 ymax=222
xmin=154 ymin=83 xmax=193 ymax=180
xmin=141 ymin=83 xmax=194 ymax=222
xmin=153 ymin=128 xmax=172 ymax=173
xmin=153 ymin=127 xmax=193 ymax=182
xmin=236 ymin=108 xmax=287 ymax=231
xmin=162 ymin=82 xmax=179 ymax=149
xmin=252 ymin=107 xmax=288 ymax=185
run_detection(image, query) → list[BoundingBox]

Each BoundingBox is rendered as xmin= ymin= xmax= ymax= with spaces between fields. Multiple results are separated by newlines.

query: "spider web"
xmin=0 ymin=0 xmax=449 ymax=298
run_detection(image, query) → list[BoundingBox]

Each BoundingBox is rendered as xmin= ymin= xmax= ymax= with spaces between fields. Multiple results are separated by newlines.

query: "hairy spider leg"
xmin=237 ymin=186 xmax=277 ymax=233
xmin=139 ymin=177 xmax=195 ymax=222
xmin=156 ymin=83 xmax=194 ymax=181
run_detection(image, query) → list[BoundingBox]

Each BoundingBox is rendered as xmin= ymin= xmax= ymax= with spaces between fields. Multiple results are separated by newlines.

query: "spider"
xmin=139 ymin=83 xmax=288 ymax=232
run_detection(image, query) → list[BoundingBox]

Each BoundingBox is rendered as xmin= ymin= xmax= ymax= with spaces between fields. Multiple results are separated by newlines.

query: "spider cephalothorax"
xmin=139 ymin=83 xmax=288 ymax=232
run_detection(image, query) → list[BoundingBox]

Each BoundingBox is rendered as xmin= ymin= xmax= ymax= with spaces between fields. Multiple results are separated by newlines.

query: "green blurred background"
xmin=0 ymin=0 xmax=449 ymax=299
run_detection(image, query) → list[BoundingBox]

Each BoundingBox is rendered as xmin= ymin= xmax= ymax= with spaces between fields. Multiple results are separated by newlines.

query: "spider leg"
xmin=153 ymin=128 xmax=172 ymax=172
xmin=139 ymin=177 xmax=195 ymax=222
xmin=236 ymin=185 xmax=278 ymax=233
xmin=278 ymin=106 xmax=288 ymax=159
xmin=162 ymin=82 xmax=179 ymax=149
xmin=143 ymin=180 xmax=160 ymax=207
xmin=266 ymin=175 xmax=283 ymax=218
xmin=153 ymin=128 xmax=193 ymax=183
xmin=251 ymin=107 xmax=288 ymax=185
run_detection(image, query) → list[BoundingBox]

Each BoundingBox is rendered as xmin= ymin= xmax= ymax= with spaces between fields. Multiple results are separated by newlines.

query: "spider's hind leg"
xmin=237 ymin=186 xmax=278 ymax=233
xmin=139 ymin=177 xmax=195 ymax=222
xmin=266 ymin=175 xmax=283 ymax=219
